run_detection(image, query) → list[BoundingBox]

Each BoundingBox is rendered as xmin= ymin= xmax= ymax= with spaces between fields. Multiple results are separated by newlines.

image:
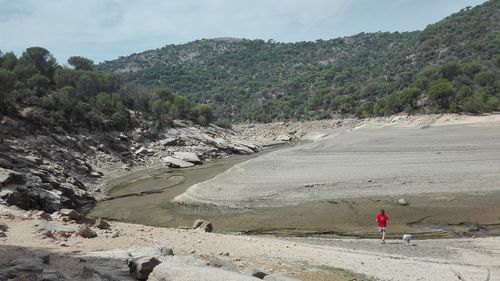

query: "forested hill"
xmin=99 ymin=0 xmax=500 ymax=122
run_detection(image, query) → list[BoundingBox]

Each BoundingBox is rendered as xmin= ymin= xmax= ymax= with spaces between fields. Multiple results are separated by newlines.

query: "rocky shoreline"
xmin=0 ymin=119 xmax=278 ymax=215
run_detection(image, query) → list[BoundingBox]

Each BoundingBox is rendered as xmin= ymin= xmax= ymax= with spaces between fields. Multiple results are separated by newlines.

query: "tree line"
xmin=0 ymin=47 xmax=218 ymax=131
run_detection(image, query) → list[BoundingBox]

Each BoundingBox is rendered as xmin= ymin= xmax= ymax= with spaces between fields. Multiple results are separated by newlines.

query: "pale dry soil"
xmin=170 ymin=115 xmax=500 ymax=237
xmin=1 ymin=216 xmax=499 ymax=281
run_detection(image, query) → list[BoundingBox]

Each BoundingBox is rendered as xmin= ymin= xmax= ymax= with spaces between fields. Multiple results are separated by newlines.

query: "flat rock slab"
xmin=172 ymin=152 xmax=201 ymax=164
xmin=148 ymin=262 xmax=259 ymax=281
xmin=163 ymin=156 xmax=194 ymax=168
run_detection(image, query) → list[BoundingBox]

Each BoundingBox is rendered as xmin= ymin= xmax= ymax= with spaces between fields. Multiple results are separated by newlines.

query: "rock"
xmin=128 ymin=257 xmax=161 ymax=281
xmin=159 ymin=137 xmax=179 ymax=146
xmin=192 ymin=219 xmax=213 ymax=233
xmin=275 ymin=134 xmax=292 ymax=142
xmin=34 ymin=210 xmax=51 ymax=220
xmin=228 ymin=144 xmax=254 ymax=155
xmin=80 ymin=263 xmax=135 ymax=281
xmin=119 ymin=133 xmax=129 ymax=141
xmin=90 ymin=171 xmax=103 ymax=178
xmin=134 ymin=147 xmax=147 ymax=155
xmin=244 ymin=265 xmax=268 ymax=279
xmin=94 ymin=218 xmax=111 ymax=229
xmin=57 ymin=209 xmax=82 ymax=220
xmin=0 ymin=253 xmax=53 ymax=281
xmin=0 ymin=167 xmax=25 ymax=187
xmin=77 ymin=224 xmax=97 ymax=238
xmin=110 ymin=142 xmax=129 ymax=153
xmin=0 ymin=222 xmax=7 ymax=232
xmin=0 ymin=231 xmax=5 ymax=237
xmin=397 ymin=198 xmax=409 ymax=206
xmin=163 ymin=156 xmax=194 ymax=168
xmin=39 ymin=229 xmax=52 ymax=238
xmin=148 ymin=261 xmax=258 ymax=281
xmin=263 ymin=274 xmax=301 ymax=281
xmin=172 ymin=152 xmax=202 ymax=164
xmin=156 ymin=247 xmax=174 ymax=256
xmin=36 ymin=221 xmax=77 ymax=237
xmin=59 ymin=209 xmax=82 ymax=220
xmin=207 ymin=257 xmax=238 ymax=272
xmin=0 ymin=158 xmax=13 ymax=169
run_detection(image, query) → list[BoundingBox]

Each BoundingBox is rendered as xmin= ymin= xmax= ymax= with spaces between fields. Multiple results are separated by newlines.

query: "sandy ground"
xmin=1 ymin=212 xmax=499 ymax=281
xmin=176 ymin=115 xmax=500 ymax=208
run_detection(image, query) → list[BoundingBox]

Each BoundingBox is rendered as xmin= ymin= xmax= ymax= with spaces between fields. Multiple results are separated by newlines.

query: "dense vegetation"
xmin=0 ymin=48 xmax=217 ymax=132
xmin=99 ymin=0 xmax=499 ymax=122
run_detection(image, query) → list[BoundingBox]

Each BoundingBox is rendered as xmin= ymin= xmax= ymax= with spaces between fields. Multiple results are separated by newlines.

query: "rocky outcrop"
xmin=0 ymin=119 xmax=262 ymax=214
xmin=0 ymin=168 xmax=25 ymax=188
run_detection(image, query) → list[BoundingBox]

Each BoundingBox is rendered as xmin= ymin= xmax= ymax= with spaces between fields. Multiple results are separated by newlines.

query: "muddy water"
xmin=89 ymin=154 xmax=253 ymax=226
xmin=90 ymin=154 xmax=500 ymax=238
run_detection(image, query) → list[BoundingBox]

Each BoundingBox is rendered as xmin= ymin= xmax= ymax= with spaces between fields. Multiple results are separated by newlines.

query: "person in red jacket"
xmin=376 ymin=209 xmax=389 ymax=244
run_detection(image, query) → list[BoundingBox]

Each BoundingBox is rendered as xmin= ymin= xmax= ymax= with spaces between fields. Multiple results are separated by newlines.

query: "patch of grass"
xmin=311 ymin=265 xmax=379 ymax=281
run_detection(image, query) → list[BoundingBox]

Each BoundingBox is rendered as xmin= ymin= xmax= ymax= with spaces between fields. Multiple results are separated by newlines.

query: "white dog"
xmin=402 ymin=234 xmax=412 ymax=245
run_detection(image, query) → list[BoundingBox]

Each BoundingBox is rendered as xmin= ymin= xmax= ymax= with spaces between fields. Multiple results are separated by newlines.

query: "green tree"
xmin=151 ymin=99 xmax=171 ymax=119
xmin=171 ymin=96 xmax=192 ymax=119
xmin=0 ymin=69 xmax=16 ymax=93
xmin=76 ymin=73 xmax=97 ymax=97
xmin=428 ymin=80 xmax=455 ymax=109
xmin=1 ymin=52 xmax=18 ymax=70
xmin=67 ymin=56 xmax=94 ymax=70
xmin=27 ymin=74 xmax=50 ymax=95
xmin=21 ymin=47 xmax=57 ymax=80
xmin=474 ymin=72 xmax=495 ymax=87
xmin=439 ymin=61 xmax=461 ymax=80
xmin=399 ymin=87 xmax=421 ymax=109
xmin=193 ymin=103 xmax=215 ymax=125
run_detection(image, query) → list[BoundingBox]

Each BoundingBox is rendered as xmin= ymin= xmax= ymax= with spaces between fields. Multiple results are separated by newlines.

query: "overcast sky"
xmin=0 ymin=0 xmax=487 ymax=64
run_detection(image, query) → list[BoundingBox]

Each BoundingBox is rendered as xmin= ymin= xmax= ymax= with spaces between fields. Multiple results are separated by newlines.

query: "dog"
xmin=402 ymin=234 xmax=412 ymax=245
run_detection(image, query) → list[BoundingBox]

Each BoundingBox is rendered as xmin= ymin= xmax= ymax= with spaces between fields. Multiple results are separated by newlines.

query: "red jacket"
xmin=377 ymin=214 xmax=389 ymax=227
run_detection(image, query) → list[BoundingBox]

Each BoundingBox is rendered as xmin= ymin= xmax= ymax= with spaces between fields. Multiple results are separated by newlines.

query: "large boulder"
xmin=192 ymin=219 xmax=213 ymax=233
xmin=128 ymin=257 xmax=161 ymax=281
xmin=163 ymin=157 xmax=194 ymax=168
xmin=76 ymin=224 xmax=97 ymax=238
xmin=172 ymin=152 xmax=201 ymax=164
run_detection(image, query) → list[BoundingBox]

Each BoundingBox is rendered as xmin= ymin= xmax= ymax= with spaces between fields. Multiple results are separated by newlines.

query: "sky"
xmin=0 ymin=0 xmax=487 ymax=64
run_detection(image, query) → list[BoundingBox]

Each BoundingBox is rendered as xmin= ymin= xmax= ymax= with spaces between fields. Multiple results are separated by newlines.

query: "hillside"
xmin=99 ymin=0 xmax=500 ymax=122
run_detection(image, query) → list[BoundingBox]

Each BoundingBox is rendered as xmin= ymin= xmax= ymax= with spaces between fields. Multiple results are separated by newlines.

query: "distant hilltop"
xmin=98 ymin=0 xmax=500 ymax=122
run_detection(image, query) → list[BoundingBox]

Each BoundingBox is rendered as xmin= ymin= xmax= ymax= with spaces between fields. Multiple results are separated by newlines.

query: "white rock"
xmin=163 ymin=157 xmax=195 ymax=168
xmin=172 ymin=152 xmax=201 ymax=164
